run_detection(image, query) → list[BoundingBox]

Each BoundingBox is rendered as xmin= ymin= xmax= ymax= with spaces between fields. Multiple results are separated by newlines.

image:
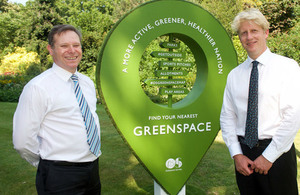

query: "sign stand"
xmin=154 ymin=181 xmax=186 ymax=195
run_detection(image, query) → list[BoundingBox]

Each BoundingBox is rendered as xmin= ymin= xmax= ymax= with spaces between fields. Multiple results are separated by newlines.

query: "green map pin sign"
xmin=96 ymin=0 xmax=237 ymax=194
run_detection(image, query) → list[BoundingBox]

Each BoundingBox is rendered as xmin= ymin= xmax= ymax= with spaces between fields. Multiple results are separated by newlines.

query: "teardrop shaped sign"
xmin=96 ymin=0 xmax=237 ymax=194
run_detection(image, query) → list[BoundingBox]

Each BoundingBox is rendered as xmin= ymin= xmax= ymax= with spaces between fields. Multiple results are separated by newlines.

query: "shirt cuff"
xmin=228 ymin=142 xmax=243 ymax=158
xmin=19 ymin=151 xmax=40 ymax=167
xmin=262 ymin=142 xmax=283 ymax=163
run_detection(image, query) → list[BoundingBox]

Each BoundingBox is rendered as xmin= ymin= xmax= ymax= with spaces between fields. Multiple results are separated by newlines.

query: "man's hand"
xmin=251 ymin=155 xmax=273 ymax=175
xmin=233 ymin=154 xmax=254 ymax=176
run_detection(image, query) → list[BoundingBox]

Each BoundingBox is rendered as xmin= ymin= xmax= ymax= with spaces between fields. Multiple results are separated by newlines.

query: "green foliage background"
xmin=0 ymin=0 xmax=299 ymax=102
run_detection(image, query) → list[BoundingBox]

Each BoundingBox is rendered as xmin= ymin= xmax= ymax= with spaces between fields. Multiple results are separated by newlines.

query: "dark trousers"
xmin=236 ymin=140 xmax=298 ymax=195
xmin=36 ymin=158 xmax=101 ymax=195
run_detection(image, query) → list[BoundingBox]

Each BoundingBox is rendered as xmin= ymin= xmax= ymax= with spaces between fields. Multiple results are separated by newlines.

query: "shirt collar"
xmin=52 ymin=63 xmax=78 ymax=82
xmin=246 ymin=48 xmax=271 ymax=67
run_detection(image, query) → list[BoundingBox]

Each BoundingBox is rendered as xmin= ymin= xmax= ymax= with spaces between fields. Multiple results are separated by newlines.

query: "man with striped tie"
xmin=220 ymin=8 xmax=300 ymax=195
xmin=13 ymin=24 xmax=101 ymax=195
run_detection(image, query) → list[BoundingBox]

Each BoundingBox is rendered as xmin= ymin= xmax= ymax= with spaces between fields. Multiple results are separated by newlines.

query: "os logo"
xmin=97 ymin=0 xmax=237 ymax=194
xmin=166 ymin=158 xmax=182 ymax=170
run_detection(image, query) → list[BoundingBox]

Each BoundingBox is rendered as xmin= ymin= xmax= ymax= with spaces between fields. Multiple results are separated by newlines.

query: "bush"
xmin=0 ymin=73 xmax=32 ymax=102
xmin=0 ymin=47 xmax=45 ymax=102
xmin=232 ymin=35 xmax=247 ymax=64
xmin=0 ymin=47 xmax=40 ymax=74
xmin=268 ymin=22 xmax=300 ymax=63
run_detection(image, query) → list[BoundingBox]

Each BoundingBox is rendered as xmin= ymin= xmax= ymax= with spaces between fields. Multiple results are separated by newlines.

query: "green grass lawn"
xmin=0 ymin=101 xmax=299 ymax=195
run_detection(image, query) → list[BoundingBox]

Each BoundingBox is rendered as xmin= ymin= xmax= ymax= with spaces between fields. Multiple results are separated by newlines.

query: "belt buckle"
xmin=255 ymin=142 xmax=260 ymax=147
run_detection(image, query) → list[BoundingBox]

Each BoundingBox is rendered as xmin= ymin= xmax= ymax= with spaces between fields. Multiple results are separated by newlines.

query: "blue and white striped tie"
xmin=71 ymin=74 xmax=100 ymax=156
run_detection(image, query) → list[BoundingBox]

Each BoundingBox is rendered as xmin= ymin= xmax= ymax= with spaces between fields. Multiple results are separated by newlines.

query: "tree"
xmin=15 ymin=0 xmax=65 ymax=68
xmin=0 ymin=3 xmax=25 ymax=52
xmin=55 ymin=0 xmax=115 ymax=73
xmin=200 ymin=0 xmax=244 ymax=36
xmin=260 ymin=0 xmax=299 ymax=34
xmin=1 ymin=0 xmax=298 ymax=76
xmin=112 ymin=0 xmax=149 ymax=21
xmin=0 ymin=0 xmax=8 ymax=12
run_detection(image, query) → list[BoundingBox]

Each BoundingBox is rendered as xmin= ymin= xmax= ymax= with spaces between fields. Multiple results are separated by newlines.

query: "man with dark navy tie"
xmin=220 ymin=8 xmax=300 ymax=195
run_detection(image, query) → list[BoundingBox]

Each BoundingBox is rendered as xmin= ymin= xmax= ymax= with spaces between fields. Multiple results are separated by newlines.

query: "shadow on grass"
xmin=296 ymin=148 xmax=300 ymax=159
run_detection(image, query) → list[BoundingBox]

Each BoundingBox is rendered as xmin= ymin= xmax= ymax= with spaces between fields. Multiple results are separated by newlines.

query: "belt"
xmin=238 ymin=136 xmax=272 ymax=147
xmin=41 ymin=158 xmax=97 ymax=167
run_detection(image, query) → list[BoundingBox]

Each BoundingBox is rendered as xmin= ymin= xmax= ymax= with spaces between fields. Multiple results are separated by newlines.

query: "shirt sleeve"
xmin=262 ymin=62 xmax=300 ymax=163
xmin=13 ymin=83 xmax=48 ymax=167
xmin=220 ymin=74 xmax=243 ymax=158
xmin=90 ymin=79 xmax=101 ymax=138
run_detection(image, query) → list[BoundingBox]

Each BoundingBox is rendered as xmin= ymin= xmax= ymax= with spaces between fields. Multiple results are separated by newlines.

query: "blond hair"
xmin=231 ymin=8 xmax=269 ymax=33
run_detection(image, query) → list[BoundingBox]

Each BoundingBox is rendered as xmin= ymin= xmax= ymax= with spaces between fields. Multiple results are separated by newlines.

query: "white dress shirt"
xmin=13 ymin=63 xmax=101 ymax=167
xmin=220 ymin=48 xmax=300 ymax=163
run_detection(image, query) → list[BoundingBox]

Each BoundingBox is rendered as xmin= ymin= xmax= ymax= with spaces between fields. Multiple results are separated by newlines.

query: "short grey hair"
xmin=231 ymin=8 xmax=269 ymax=33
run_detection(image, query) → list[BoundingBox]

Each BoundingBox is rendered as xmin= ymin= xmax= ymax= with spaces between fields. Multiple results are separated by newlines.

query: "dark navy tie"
xmin=71 ymin=74 xmax=100 ymax=156
xmin=244 ymin=61 xmax=259 ymax=148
